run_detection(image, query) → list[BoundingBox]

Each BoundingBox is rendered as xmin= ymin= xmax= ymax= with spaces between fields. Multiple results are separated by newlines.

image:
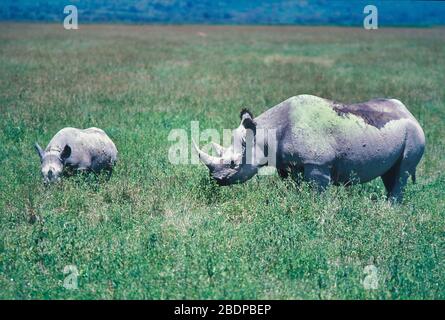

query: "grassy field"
xmin=0 ymin=23 xmax=444 ymax=299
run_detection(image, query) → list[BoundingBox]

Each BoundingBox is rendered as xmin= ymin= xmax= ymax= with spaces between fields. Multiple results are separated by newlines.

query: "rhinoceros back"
xmin=285 ymin=95 xmax=423 ymax=183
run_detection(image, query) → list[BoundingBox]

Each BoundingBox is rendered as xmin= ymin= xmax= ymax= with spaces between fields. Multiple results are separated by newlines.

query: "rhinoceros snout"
xmin=213 ymin=177 xmax=228 ymax=186
xmin=42 ymin=168 xmax=62 ymax=184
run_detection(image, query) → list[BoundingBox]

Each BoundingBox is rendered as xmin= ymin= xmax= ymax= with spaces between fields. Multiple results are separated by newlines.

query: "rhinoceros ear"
xmin=34 ymin=142 xmax=44 ymax=162
xmin=240 ymin=108 xmax=256 ymax=136
xmin=240 ymin=108 xmax=254 ymax=120
xmin=60 ymin=145 xmax=71 ymax=162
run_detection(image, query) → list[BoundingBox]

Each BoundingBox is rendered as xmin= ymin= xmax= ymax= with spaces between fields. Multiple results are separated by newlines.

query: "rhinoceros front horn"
xmin=192 ymin=139 xmax=221 ymax=170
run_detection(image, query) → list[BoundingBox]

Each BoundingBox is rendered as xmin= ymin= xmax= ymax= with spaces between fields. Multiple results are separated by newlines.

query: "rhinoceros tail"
xmin=411 ymin=170 xmax=416 ymax=184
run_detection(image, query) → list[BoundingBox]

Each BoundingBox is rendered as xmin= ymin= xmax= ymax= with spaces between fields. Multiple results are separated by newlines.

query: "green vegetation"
xmin=0 ymin=24 xmax=444 ymax=299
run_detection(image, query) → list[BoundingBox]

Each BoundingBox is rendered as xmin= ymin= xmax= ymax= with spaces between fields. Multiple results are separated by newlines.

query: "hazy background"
xmin=1 ymin=0 xmax=445 ymax=26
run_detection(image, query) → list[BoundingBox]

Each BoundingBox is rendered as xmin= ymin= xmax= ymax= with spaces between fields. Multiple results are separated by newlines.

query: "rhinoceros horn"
xmin=192 ymin=139 xmax=222 ymax=170
xmin=34 ymin=142 xmax=44 ymax=162
xmin=210 ymin=142 xmax=225 ymax=157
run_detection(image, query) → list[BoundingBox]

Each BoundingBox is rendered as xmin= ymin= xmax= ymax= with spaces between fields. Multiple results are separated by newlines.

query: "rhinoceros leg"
xmin=278 ymin=166 xmax=303 ymax=184
xmin=104 ymin=166 xmax=114 ymax=180
xmin=382 ymin=168 xmax=409 ymax=204
xmin=291 ymin=166 xmax=303 ymax=184
xmin=304 ymin=164 xmax=331 ymax=190
xmin=381 ymin=152 xmax=414 ymax=203
xmin=382 ymin=127 xmax=424 ymax=203
xmin=277 ymin=167 xmax=289 ymax=179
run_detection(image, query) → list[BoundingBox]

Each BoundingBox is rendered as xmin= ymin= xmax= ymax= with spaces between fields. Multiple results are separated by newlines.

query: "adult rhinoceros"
xmin=193 ymin=95 xmax=425 ymax=202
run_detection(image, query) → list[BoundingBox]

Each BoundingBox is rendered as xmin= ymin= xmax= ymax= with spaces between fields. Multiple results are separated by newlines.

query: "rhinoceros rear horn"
xmin=34 ymin=142 xmax=44 ymax=162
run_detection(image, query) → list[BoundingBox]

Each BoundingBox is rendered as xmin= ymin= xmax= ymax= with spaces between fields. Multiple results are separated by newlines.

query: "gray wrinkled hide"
xmin=35 ymin=127 xmax=118 ymax=183
xmin=196 ymin=95 xmax=425 ymax=203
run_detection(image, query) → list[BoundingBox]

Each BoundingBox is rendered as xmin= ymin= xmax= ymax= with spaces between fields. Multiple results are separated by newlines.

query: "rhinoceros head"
xmin=35 ymin=143 xmax=71 ymax=183
xmin=194 ymin=109 xmax=259 ymax=186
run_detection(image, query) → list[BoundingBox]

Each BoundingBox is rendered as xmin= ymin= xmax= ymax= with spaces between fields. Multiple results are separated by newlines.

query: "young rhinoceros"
xmin=194 ymin=95 xmax=425 ymax=203
xmin=35 ymin=127 xmax=118 ymax=183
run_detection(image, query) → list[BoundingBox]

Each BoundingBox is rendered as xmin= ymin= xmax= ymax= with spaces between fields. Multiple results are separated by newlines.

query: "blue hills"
xmin=1 ymin=0 xmax=444 ymax=26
